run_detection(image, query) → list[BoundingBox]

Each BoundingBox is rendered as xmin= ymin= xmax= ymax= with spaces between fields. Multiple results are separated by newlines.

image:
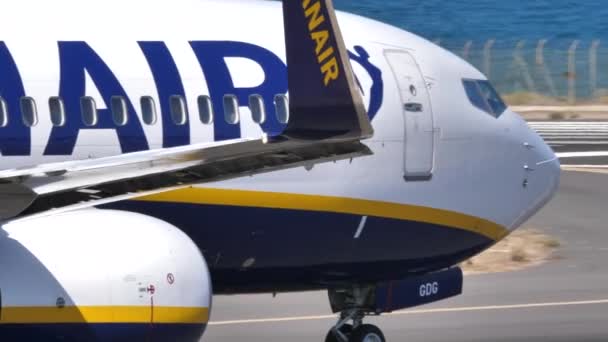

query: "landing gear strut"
xmin=325 ymin=286 xmax=387 ymax=342
xmin=324 ymin=309 xmax=385 ymax=342
xmin=324 ymin=268 xmax=465 ymax=342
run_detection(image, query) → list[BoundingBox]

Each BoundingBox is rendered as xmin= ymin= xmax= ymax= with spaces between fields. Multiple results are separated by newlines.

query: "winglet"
xmin=281 ymin=0 xmax=374 ymax=140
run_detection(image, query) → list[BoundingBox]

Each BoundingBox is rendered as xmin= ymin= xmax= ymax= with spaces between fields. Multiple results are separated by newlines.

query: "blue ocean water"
xmin=334 ymin=1 xmax=608 ymax=99
xmin=335 ymin=0 xmax=608 ymax=46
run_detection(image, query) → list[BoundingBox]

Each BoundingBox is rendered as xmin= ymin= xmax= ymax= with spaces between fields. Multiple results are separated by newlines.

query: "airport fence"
xmin=437 ymin=39 xmax=608 ymax=107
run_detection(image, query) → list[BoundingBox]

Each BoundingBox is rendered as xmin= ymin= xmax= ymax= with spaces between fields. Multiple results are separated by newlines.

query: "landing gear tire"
xmin=326 ymin=286 xmax=387 ymax=342
xmin=350 ymin=324 xmax=385 ymax=342
xmin=324 ymin=324 xmax=353 ymax=342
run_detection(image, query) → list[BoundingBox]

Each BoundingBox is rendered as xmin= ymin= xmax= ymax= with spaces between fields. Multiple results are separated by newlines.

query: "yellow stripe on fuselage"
xmin=0 ymin=306 xmax=209 ymax=324
xmin=135 ymin=188 xmax=510 ymax=241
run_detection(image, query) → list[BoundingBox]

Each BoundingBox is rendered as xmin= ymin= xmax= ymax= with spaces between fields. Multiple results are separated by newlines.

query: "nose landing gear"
xmin=324 ymin=308 xmax=386 ymax=342
xmin=324 ymin=268 xmax=465 ymax=342
xmin=325 ymin=287 xmax=387 ymax=342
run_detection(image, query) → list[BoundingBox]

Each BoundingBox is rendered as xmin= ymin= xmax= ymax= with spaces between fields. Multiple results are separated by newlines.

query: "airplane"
xmin=0 ymin=0 xmax=561 ymax=341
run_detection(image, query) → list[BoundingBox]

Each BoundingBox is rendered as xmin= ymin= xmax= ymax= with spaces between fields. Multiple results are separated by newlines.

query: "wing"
xmin=0 ymin=0 xmax=373 ymax=221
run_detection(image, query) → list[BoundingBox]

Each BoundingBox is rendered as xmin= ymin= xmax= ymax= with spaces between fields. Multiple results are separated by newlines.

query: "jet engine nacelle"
xmin=0 ymin=209 xmax=211 ymax=342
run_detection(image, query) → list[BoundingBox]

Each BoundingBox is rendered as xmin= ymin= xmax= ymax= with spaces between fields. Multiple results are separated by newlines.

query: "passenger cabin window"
xmin=0 ymin=97 xmax=8 ymax=127
xmin=20 ymin=97 xmax=38 ymax=127
xmin=170 ymin=95 xmax=188 ymax=125
xmin=274 ymin=95 xmax=289 ymax=124
xmin=81 ymin=96 xmax=98 ymax=126
xmin=111 ymin=96 xmax=128 ymax=126
xmin=197 ymin=95 xmax=214 ymax=125
xmin=140 ymin=96 xmax=157 ymax=125
xmin=462 ymin=79 xmax=507 ymax=118
xmin=249 ymin=94 xmax=266 ymax=124
xmin=223 ymin=95 xmax=240 ymax=125
xmin=49 ymin=97 xmax=66 ymax=127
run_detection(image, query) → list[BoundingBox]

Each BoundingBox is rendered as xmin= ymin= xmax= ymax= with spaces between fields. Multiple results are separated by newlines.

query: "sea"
xmin=333 ymin=0 xmax=608 ymax=99
xmin=334 ymin=0 xmax=608 ymax=48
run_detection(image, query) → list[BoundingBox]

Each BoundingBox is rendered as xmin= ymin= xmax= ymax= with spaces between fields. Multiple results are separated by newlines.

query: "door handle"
xmin=404 ymin=103 xmax=423 ymax=112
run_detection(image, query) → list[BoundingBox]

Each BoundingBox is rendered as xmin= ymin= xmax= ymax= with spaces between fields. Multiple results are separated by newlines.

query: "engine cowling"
xmin=0 ymin=209 xmax=211 ymax=342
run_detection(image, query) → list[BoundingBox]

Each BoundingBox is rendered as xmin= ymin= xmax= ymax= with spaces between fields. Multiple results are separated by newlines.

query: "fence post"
xmin=483 ymin=39 xmax=495 ymax=78
xmin=463 ymin=40 xmax=473 ymax=60
xmin=535 ymin=39 xmax=547 ymax=65
xmin=567 ymin=40 xmax=580 ymax=104
xmin=536 ymin=39 xmax=558 ymax=97
xmin=590 ymin=40 xmax=600 ymax=100
xmin=514 ymin=40 xmax=536 ymax=93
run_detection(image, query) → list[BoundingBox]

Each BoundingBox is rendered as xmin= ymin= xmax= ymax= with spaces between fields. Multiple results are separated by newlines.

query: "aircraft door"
xmin=384 ymin=50 xmax=435 ymax=181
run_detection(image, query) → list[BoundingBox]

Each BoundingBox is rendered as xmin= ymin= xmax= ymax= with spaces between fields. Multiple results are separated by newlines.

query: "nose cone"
xmin=536 ymin=144 xmax=561 ymax=201
xmin=505 ymin=110 xmax=561 ymax=229
xmin=527 ymin=122 xmax=561 ymax=212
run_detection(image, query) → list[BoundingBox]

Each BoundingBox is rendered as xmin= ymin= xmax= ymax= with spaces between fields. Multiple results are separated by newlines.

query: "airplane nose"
xmin=508 ymin=121 xmax=561 ymax=229
xmin=537 ymin=147 xmax=560 ymax=194
xmin=504 ymin=111 xmax=561 ymax=229
xmin=530 ymin=127 xmax=561 ymax=207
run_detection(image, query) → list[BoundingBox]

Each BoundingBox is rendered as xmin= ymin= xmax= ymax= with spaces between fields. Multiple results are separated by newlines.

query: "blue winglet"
xmin=281 ymin=0 xmax=374 ymax=141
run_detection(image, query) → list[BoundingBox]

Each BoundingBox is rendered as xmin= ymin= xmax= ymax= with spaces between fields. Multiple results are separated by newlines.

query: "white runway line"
xmin=209 ymin=298 xmax=608 ymax=326
xmin=556 ymin=151 xmax=608 ymax=158
xmin=562 ymin=165 xmax=608 ymax=169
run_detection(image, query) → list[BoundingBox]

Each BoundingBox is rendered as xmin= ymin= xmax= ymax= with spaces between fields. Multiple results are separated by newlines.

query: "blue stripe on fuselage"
xmin=44 ymin=42 xmax=150 ymax=156
xmin=0 ymin=41 xmax=383 ymax=155
xmin=0 ymin=42 xmax=29 ymax=156
xmin=0 ymin=323 xmax=206 ymax=342
xmin=102 ymin=200 xmax=492 ymax=294
xmin=140 ymin=42 xmax=191 ymax=148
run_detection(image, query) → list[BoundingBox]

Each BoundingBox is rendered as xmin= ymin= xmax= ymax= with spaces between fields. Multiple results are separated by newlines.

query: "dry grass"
xmin=461 ymin=228 xmax=559 ymax=275
xmin=502 ymin=92 xmax=566 ymax=106
xmin=502 ymin=89 xmax=608 ymax=106
xmin=593 ymin=89 xmax=608 ymax=103
xmin=543 ymin=238 xmax=561 ymax=248
xmin=510 ymin=247 xmax=528 ymax=262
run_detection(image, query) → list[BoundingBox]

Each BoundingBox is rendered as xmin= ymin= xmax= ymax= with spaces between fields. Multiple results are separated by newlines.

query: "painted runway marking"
xmin=562 ymin=165 xmax=608 ymax=168
xmin=354 ymin=216 xmax=368 ymax=239
xmin=209 ymin=298 xmax=608 ymax=326
xmin=557 ymin=151 xmax=608 ymax=158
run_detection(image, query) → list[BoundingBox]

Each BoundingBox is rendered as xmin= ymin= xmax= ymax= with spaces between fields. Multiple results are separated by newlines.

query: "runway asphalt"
xmin=529 ymin=121 xmax=608 ymax=165
xmin=203 ymin=170 xmax=608 ymax=342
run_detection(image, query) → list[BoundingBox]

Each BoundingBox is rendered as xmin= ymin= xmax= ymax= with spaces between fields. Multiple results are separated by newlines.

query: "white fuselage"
xmin=0 ymin=1 xmax=560 ymax=340
xmin=0 ymin=0 xmax=558 ymax=232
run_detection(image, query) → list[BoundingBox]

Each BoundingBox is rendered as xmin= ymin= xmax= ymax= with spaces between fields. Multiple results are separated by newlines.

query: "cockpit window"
xmin=477 ymin=81 xmax=507 ymax=116
xmin=463 ymin=80 xmax=491 ymax=114
xmin=462 ymin=79 xmax=507 ymax=118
